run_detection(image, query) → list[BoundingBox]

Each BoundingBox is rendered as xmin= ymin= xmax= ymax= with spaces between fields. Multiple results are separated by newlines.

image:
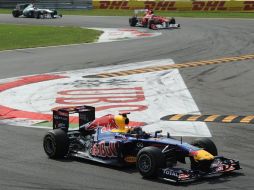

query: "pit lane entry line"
xmin=161 ymin=114 xmax=254 ymax=124
xmin=84 ymin=53 xmax=254 ymax=78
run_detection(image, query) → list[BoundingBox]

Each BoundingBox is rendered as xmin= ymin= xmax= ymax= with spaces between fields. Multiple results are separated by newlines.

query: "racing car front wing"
xmin=158 ymin=156 xmax=241 ymax=183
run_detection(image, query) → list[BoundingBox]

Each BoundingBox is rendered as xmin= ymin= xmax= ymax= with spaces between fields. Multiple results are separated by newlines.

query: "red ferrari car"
xmin=129 ymin=9 xmax=180 ymax=30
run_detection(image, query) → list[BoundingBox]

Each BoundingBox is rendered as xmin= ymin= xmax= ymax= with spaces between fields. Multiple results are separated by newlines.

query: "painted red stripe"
xmin=0 ymin=75 xmax=65 ymax=92
xmin=0 ymin=74 xmax=66 ymax=121
xmin=0 ymin=74 xmax=145 ymax=126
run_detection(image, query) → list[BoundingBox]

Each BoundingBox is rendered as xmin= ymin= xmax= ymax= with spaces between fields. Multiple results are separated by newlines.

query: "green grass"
xmin=0 ymin=24 xmax=102 ymax=51
xmin=2 ymin=8 xmax=254 ymax=18
xmin=34 ymin=121 xmax=79 ymax=129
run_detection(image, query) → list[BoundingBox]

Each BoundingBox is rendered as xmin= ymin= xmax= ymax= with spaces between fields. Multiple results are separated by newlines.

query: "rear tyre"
xmin=43 ymin=129 xmax=69 ymax=159
xmin=136 ymin=146 xmax=165 ymax=178
xmin=129 ymin=17 xmax=138 ymax=27
xmin=35 ymin=11 xmax=41 ymax=19
xmin=12 ymin=10 xmax=20 ymax=18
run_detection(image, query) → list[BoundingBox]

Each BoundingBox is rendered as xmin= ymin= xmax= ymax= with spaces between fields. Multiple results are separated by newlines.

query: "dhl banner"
xmin=93 ymin=1 xmax=254 ymax=12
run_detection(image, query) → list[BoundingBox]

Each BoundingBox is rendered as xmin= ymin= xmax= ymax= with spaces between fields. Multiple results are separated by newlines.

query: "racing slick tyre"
xmin=169 ymin=17 xmax=176 ymax=24
xmin=148 ymin=19 xmax=155 ymax=29
xmin=35 ymin=11 xmax=41 ymax=19
xmin=137 ymin=146 xmax=165 ymax=178
xmin=190 ymin=138 xmax=218 ymax=171
xmin=12 ymin=10 xmax=21 ymax=18
xmin=129 ymin=17 xmax=138 ymax=27
xmin=51 ymin=10 xmax=57 ymax=18
xmin=191 ymin=138 xmax=218 ymax=156
xmin=43 ymin=128 xmax=69 ymax=159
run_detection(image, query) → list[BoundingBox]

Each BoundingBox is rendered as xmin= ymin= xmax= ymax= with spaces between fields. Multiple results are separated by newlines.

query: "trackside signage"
xmin=93 ymin=1 xmax=254 ymax=12
xmin=0 ymin=59 xmax=211 ymax=137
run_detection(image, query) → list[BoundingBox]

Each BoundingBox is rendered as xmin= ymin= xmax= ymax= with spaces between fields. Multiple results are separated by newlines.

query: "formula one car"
xmin=129 ymin=9 xmax=180 ymax=30
xmin=43 ymin=105 xmax=240 ymax=183
xmin=12 ymin=3 xmax=62 ymax=19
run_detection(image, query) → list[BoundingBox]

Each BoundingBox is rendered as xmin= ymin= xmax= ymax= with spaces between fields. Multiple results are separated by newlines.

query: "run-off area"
xmin=0 ymin=59 xmax=211 ymax=137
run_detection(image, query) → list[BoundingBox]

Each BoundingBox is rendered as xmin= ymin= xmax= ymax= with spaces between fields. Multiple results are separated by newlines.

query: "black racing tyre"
xmin=12 ymin=10 xmax=20 ymax=18
xmin=148 ymin=19 xmax=155 ymax=29
xmin=28 ymin=11 xmax=34 ymax=18
xmin=35 ymin=11 xmax=41 ymax=19
xmin=43 ymin=129 xmax=69 ymax=159
xmin=190 ymin=138 xmax=218 ymax=171
xmin=129 ymin=17 xmax=138 ymax=27
xmin=136 ymin=146 xmax=165 ymax=178
xmin=51 ymin=10 xmax=57 ymax=18
xmin=191 ymin=138 xmax=218 ymax=156
xmin=169 ymin=17 xmax=176 ymax=24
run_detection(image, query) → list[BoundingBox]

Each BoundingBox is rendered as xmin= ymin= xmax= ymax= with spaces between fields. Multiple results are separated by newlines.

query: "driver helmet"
xmin=111 ymin=113 xmax=129 ymax=133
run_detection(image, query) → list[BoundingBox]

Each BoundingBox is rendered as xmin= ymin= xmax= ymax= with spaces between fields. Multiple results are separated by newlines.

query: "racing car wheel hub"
xmin=44 ymin=136 xmax=56 ymax=155
xmin=138 ymin=154 xmax=152 ymax=172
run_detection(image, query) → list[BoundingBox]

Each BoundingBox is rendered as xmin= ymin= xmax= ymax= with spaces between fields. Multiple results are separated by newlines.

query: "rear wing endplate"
xmin=52 ymin=105 xmax=95 ymax=131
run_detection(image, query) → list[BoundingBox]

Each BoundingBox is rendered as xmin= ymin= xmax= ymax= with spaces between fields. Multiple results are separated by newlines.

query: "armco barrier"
xmin=92 ymin=1 xmax=254 ymax=12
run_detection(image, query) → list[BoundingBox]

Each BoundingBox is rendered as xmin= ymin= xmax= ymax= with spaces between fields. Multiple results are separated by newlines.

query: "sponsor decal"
xmin=0 ymin=59 xmax=211 ymax=137
xmin=192 ymin=1 xmax=227 ymax=11
xmin=164 ymin=169 xmax=179 ymax=177
xmin=90 ymin=141 xmax=119 ymax=157
xmin=99 ymin=1 xmax=130 ymax=9
xmin=94 ymin=1 xmax=254 ymax=12
xmin=55 ymin=87 xmax=147 ymax=112
xmin=244 ymin=1 xmax=254 ymax=11
xmin=124 ymin=156 xmax=137 ymax=163
xmin=136 ymin=142 xmax=144 ymax=148
xmin=144 ymin=1 xmax=176 ymax=10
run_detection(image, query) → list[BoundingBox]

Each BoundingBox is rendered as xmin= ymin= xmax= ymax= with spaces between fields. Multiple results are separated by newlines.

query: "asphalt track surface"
xmin=0 ymin=14 xmax=254 ymax=190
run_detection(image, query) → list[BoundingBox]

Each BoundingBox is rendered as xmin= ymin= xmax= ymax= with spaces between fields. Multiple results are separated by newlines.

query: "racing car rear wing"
xmin=52 ymin=105 xmax=95 ymax=132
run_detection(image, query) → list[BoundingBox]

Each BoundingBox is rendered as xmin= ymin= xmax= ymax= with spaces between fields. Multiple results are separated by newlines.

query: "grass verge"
xmin=34 ymin=121 xmax=79 ymax=129
xmin=1 ymin=8 xmax=254 ymax=18
xmin=0 ymin=24 xmax=102 ymax=51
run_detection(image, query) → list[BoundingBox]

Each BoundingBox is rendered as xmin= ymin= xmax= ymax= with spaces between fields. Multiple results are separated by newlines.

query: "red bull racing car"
xmin=43 ymin=105 xmax=240 ymax=183
xmin=129 ymin=9 xmax=180 ymax=30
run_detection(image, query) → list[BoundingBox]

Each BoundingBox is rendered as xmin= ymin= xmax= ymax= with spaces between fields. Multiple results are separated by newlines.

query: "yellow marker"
xmin=204 ymin=115 xmax=220 ymax=122
xmin=222 ymin=115 xmax=238 ymax=123
xmin=240 ymin=115 xmax=254 ymax=123
xmin=187 ymin=115 xmax=201 ymax=121
xmin=169 ymin=114 xmax=184 ymax=121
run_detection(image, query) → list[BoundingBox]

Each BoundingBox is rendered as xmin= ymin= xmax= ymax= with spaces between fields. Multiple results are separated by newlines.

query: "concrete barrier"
xmin=92 ymin=1 xmax=254 ymax=12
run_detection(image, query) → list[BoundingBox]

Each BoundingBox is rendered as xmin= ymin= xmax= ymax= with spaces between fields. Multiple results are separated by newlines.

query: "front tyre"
xmin=190 ymin=138 xmax=218 ymax=171
xmin=148 ymin=19 xmax=155 ymax=29
xmin=136 ymin=146 xmax=165 ymax=178
xmin=51 ymin=10 xmax=57 ymax=18
xmin=169 ymin=17 xmax=176 ymax=24
xmin=191 ymin=138 xmax=218 ymax=156
xmin=43 ymin=129 xmax=69 ymax=159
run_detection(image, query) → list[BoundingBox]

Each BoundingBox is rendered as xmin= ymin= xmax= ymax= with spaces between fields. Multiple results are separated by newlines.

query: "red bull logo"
xmin=90 ymin=141 xmax=119 ymax=157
